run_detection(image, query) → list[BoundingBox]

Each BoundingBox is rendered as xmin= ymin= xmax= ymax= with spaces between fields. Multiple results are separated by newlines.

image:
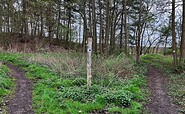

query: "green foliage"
xmin=103 ymin=90 xmax=132 ymax=107
xmin=168 ymin=73 xmax=185 ymax=112
xmin=164 ymin=48 xmax=173 ymax=55
xmin=0 ymin=64 xmax=13 ymax=95
xmin=60 ymin=85 xmax=104 ymax=103
xmin=72 ymin=78 xmax=86 ymax=86
xmin=0 ymin=63 xmax=14 ymax=113
xmin=59 ymin=100 xmax=105 ymax=114
xmin=177 ymin=59 xmax=185 ymax=72
xmin=141 ymin=54 xmax=173 ymax=73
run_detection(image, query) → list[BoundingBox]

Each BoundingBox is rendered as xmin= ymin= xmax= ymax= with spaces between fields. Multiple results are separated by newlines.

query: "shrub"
xmin=104 ymin=90 xmax=132 ymax=107
xmin=60 ymin=85 xmax=105 ymax=103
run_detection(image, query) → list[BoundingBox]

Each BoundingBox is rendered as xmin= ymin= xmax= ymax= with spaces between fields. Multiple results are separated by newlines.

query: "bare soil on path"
xmin=1 ymin=62 xmax=179 ymax=114
xmin=5 ymin=63 xmax=33 ymax=114
xmin=146 ymin=65 xmax=177 ymax=114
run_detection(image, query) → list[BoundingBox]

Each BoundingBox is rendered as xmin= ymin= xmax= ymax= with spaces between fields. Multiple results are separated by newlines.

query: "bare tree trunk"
xmin=0 ymin=20 xmax=2 ymax=32
xmin=16 ymin=0 xmax=22 ymax=33
xmin=92 ymin=0 xmax=97 ymax=54
xmin=88 ymin=0 xmax=92 ymax=37
xmin=163 ymin=36 xmax=168 ymax=55
xmin=98 ymin=0 xmax=103 ymax=54
xmin=37 ymin=18 xmax=40 ymax=36
xmin=124 ymin=0 xmax=128 ymax=56
xmin=79 ymin=16 xmax=82 ymax=44
xmin=48 ymin=2 xmax=53 ymax=41
xmin=66 ymin=8 xmax=71 ymax=48
xmin=40 ymin=10 xmax=44 ymax=37
xmin=57 ymin=2 xmax=61 ymax=40
xmin=34 ymin=22 xmax=37 ymax=36
xmin=7 ymin=1 xmax=10 ymax=33
xmin=112 ymin=15 xmax=117 ymax=53
xmin=172 ymin=0 xmax=177 ymax=69
xmin=120 ymin=7 xmax=124 ymax=53
xmin=105 ymin=0 xmax=110 ymax=57
xmin=0 ymin=14 xmax=2 ymax=32
xmin=23 ymin=0 xmax=28 ymax=35
xmin=9 ymin=0 xmax=14 ymax=32
xmin=82 ymin=1 xmax=87 ymax=53
xmin=110 ymin=0 xmax=115 ymax=54
xmin=136 ymin=0 xmax=142 ymax=63
xmin=180 ymin=0 xmax=185 ymax=62
xmin=140 ymin=23 xmax=146 ymax=55
xmin=69 ymin=19 xmax=72 ymax=43
xmin=30 ymin=21 xmax=33 ymax=36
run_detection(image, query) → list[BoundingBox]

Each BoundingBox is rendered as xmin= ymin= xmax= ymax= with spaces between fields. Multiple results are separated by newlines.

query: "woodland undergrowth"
xmin=0 ymin=52 xmax=148 ymax=114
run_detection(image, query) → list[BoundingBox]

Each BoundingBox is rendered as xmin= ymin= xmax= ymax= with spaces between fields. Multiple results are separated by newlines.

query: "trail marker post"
xmin=87 ymin=37 xmax=92 ymax=89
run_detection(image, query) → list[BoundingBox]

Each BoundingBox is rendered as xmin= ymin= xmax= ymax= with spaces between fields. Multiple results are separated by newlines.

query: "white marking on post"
xmin=87 ymin=37 xmax=92 ymax=89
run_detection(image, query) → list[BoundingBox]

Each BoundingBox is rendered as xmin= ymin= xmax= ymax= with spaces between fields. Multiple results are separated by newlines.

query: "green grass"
xmin=168 ymin=73 xmax=185 ymax=113
xmin=141 ymin=54 xmax=185 ymax=113
xmin=141 ymin=54 xmax=173 ymax=73
xmin=0 ymin=63 xmax=15 ymax=113
xmin=0 ymin=52 xmax=147 ymax=114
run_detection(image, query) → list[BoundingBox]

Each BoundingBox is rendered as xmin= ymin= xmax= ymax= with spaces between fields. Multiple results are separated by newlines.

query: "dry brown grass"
xmin=0 ymin=33 xmax=69 ymax=53
xmin=25 ymin=52 xmax=86 ymax=78
xmin=23 ymin=52 xmax=134 ymax=79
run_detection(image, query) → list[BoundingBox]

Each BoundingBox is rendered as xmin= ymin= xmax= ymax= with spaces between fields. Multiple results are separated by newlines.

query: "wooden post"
xmin=87 ymin=37 xmax=92 ymax=89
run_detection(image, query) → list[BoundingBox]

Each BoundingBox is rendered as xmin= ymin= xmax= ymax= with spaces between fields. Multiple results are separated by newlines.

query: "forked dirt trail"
xmin=5 ymin=63 xmax=33 ymax=114
xmin=146 ymin=65 xmax=177 ymax=114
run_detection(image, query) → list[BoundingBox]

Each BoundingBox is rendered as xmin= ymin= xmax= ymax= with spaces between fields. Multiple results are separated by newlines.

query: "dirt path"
xmin=5 ymin=63 xmax=33 ymax=114
xmin=146 ymin=65 xmax=177 ymax=114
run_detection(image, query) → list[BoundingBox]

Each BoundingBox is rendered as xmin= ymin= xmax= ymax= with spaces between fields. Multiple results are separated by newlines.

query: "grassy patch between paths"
xmin=0 ymin=53 xmax=147 ymax=114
